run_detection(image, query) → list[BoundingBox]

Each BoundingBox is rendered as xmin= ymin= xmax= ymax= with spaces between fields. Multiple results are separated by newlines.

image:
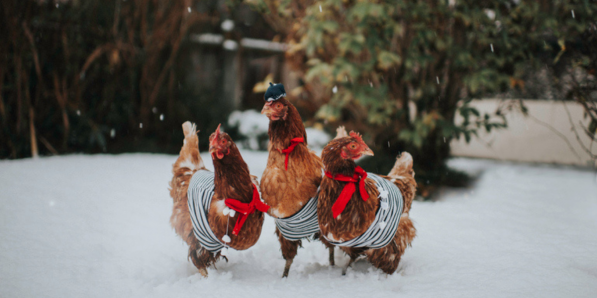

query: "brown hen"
xmin=260 ymin=97 xmax=334 ymax=277
xmin=318 ymin=131 xmax=417 ymax=275
xmin=169 ymin=122 xmax=266 ymax=277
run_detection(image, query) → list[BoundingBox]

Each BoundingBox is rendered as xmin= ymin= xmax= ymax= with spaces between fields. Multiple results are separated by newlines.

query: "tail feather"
xmin=388 ymin=152 xmax=414 ymax=178
xmin=388 ymin=152 xmax=416 ymax=214
xmin=170 ymin=122 xmax=206 ymax=205
xmin=182 ymin=121 xmax=196 ymax=138
xmin=176 ymin=121 xmax=204 ymax=173
xmin=334 ymin=126 xmax=348 ymax=139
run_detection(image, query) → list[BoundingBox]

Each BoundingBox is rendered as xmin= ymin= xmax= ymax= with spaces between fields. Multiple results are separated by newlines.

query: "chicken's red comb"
xmin=349 ymin=131 xmax=365 ymax=144
xmin=214 ymin=124 xmax=222 ymax=138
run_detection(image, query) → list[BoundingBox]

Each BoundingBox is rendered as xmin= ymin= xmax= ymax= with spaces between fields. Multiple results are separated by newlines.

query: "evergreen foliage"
xmin=250 ymin=0 xmax=597 ymax=189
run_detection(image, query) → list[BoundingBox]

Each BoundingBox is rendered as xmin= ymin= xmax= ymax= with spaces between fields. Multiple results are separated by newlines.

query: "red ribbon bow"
xmin=324 ymin=166 xmax=369 ymax=219
xmin=279 ymin=137 xmax=304 ymax=170
xmin=225 ymin=184 xmax=270 ymax=235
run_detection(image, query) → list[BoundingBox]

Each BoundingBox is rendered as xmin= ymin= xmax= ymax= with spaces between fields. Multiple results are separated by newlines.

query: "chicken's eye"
xmin=276 ymin=103 xmax=283 ymax=109
xmin=220 ymin=139 xmax=226 ymax=145
xmin=349 ymin=143 xmax=357 ymax=150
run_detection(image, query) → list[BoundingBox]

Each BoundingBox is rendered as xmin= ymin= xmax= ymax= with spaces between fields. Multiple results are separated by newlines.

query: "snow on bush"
xmin=305 ymin=127 xmax=330 ymax=149
xmin=228 ymin=110 xmax=330 ymax=150
xmin=228 ymin=110 xmax=269 ymax=150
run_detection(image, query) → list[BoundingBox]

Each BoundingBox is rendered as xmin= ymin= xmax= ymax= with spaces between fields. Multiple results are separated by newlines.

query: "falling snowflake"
xmin=110 ymin=129 xmax=116 ymax=138
xmin=332 ymin=86 xmax=338 ymax=94
xmin=139 ymin=123 xmax=143 ymax=128
xmin=490 ymin=44 xmax=494 ymax=52
xmin=571 ymin=10 xmax=575 ymax=18
xmin=187 ymin=7 xmax=191 ymax=13
xmin=160 ymin=114 xmax=164 ymax=121
xmin=319 ymin=5 xmax=322 ymax=12
xmin=436 ymin=76 xmax=440 ymax=84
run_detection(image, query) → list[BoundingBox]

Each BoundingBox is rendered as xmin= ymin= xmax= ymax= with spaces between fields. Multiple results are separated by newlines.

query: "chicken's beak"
xmin=208 ymin=144 xmax=217 ymax=155
xmin=208 ymin=141 xmax=217 ymax=153
xmin=261 ymin=102 xmax=273 ymax=115
xmin=209 ymin=145 xmax=225 ymax=159
xmin=362 ymin=147 xmax=374 ymax=156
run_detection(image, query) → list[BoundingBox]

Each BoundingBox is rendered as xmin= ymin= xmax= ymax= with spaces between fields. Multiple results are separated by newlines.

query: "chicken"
xmin=317 ymin=131 xmax=417 ymax=275
xmin=169 ymin=122 xmax=268 ymax=277
xmin=260 ymin=83 xmax=334 ymax=277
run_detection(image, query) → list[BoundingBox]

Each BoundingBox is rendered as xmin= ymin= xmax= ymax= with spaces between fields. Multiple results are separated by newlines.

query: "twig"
xmin=563 ymin=102 xmax=597 ymax=159
xmin=29 ymin=107 xmax=38 ymax=159
xmin=53 ymin=73 xmax=70 ymax=148
xmin=0 ymin=69 xmax=5 ymax=120
xmin=526 ymin=112 xmax=582 ymax=161
xmin=23 ymin=74 xmax=38 ymax=159
xmin=79 ymin=45 xmax=109 ymax=77
xmin=39 ymin=136 xmax=59 ymax=155
xmin=112 ymin=0 xmax=121 ymax=38
xmin=22 ymin=22 xmax=44 ymax=91
xmin=15 ymin=54 xmax=22 ymax=133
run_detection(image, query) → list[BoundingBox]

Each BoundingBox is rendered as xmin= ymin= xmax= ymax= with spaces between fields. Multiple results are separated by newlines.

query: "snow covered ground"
xmin=1 ymin=152 xmax=596 ymax=298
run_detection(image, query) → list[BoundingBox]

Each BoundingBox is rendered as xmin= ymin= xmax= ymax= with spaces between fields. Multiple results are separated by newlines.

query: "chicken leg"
xmin=188 ymin=238 xmax=216 ymax=278
xmin=276 ymin=228 xmax=301 ymax=278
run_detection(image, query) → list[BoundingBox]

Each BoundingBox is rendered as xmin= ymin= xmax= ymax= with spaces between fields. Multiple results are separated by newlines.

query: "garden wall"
xmin=451 ymin=99 xmax=596 ymax=167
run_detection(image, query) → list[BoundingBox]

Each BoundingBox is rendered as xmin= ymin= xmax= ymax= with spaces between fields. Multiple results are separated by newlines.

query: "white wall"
xmin=450 ymin=99 xmax=596 ymax=167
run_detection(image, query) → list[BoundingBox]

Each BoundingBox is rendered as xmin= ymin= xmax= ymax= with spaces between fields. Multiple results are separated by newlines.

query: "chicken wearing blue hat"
xmin=260 ymin=81 xmax=335 ymax=278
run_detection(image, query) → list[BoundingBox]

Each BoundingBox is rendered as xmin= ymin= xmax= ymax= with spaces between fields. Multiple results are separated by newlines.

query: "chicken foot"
xmin=188 ymin=240 xmax=216 ymax=278
xmin=342 ymin=255 xmax=358 ymax=276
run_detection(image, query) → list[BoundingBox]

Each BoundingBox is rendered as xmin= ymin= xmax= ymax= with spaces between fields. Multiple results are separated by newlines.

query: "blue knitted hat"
xmin=264 ymin=82 xmax=286 ymax=102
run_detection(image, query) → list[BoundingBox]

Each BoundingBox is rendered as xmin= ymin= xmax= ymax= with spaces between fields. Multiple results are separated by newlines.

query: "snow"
xmin=228 ymin=110 xmax=269 ymax=150
xmin=1 ymin=153 xmax=596 ymax=298
xmin=484 ymin=9 xmax=496 ymax=20
xmin=304 ymin=128 xmax=330 ymax=149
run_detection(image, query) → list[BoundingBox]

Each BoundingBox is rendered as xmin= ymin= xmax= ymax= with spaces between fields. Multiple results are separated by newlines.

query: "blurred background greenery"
xmin=1 ymin=0 xmax=596 ymax=195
